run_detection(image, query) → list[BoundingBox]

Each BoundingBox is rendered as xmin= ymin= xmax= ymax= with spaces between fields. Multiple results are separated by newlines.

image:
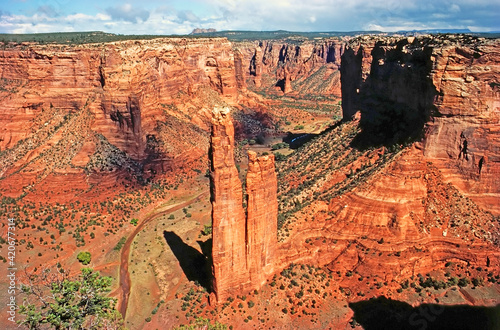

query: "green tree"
xmin=77 ymin=251 xmax=92 ymax=265
xmin=18 ymin=267 xmax=123 ymax=329
xmin=175 ymin=317 xmax=226 ymax=329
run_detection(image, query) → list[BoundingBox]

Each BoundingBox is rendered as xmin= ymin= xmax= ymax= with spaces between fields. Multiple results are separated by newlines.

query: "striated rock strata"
xmin=246 ymin=150 xmax=278 ymax=285
xmin=210 ymin=106 xmax=248 ymax=299
xmin=0 ymin=38 xmax=239 ymax=197
xmin=210 ymin=107 xmax=277 ymax=301
xmin=341 ymin=35 xmax=500 ymax=214
xmin=238 ymin=39 xmax=344 ymax=95
xmin=211 ymin=34 xmax=499 ymax=303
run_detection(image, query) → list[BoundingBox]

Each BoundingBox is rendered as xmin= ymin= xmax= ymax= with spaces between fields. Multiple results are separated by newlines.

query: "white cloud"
xmin=65 ymin=13 xmax=110 ymax=22
xmin=450 ymin=4 xmax=461 ymax=13
xmin=105 ymin=4 xmax=150 ymax=23
xmin=0 ymin=0 xmax=498 ymax=34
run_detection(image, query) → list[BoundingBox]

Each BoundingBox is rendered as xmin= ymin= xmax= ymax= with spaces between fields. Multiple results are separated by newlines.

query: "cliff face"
xmin=424 ymin=40 xmax=500 ymax=213
xmin=210 ymin=107 xmax=248 ymax=299
xmin=1 ymin=34 xmax=498 ymax=310
xmin=0 ymin=38 xmax=238 ymax=195
xmin=341 ymin=35 xmax=500 ymax=213
xmin=246 ymin=151 xmax=278 ymax=285
xmin=210 ymin=107 xmax=277 ymax=302
xmin=237 ymin=39 xmax=344 ymax=96
xmin=272 ymin=35 xmax=499 ymax=308
xmin=341 ymin=37 xmax=436 ymax=144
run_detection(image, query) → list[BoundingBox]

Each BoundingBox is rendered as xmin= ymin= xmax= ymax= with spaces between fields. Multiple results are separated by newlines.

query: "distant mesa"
xmin=190 ymin=28 xmax=217 ymax=35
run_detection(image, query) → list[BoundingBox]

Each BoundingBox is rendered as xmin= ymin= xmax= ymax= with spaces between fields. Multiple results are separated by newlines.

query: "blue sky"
xmin=1 ymin=0 xmax=499 ymax=34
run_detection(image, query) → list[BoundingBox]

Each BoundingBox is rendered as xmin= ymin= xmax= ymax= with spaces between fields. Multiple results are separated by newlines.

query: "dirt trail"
xmin=117 ymin=190 xmax=209 ymax=318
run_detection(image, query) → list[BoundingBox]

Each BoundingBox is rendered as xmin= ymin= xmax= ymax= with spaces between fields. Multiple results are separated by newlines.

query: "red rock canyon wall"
xmin=340 ymin=35 xmax=500 ymax=214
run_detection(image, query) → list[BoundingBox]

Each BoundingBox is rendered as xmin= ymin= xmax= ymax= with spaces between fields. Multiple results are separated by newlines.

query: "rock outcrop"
xmin=341 ymin=35 xmax=500 ymax=213
xmin=275 ymin=119 xmax=500 ymax=299
xmin=209 ymin=35 xmax=499 ymax=302
xmin=210 ymin=107 xmax=248 ymax=300
xmin=241 ymin=39 xmax=344 ymax=96
xmin=424 ymin=39 xmax=500 ymax=213
xmin=1 ymin=33 xmax=498 ymax=314
xmin=0 ymin=38 xmax=239 ymax=196
xmin=272 ymin=34 xmax=499 ymax=308
xmin=210 ymin=107 xmax=277 ymax=302
xmin=246 ymin=151 xmax=278 ymax=285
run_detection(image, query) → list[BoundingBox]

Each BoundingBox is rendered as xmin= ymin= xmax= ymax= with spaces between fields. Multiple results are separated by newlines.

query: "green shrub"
xmin=202 ymin=224 xmax=212 ymax=236
xmin=458 ymin=277 xmax=469 ymax=287
xmin=271 ymin=142 xmax=289 ymax=150
xmin=18 ymin=267 xmax=120 ymax=329
xmin=274 ymin=152 xmax=287 ymax=161
xmin=77 ymin=251 xmax=91 ymax=265
xmin=114 ymin=237 xmax=126 ymax=251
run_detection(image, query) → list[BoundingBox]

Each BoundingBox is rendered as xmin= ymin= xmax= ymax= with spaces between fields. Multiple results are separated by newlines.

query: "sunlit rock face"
xmin=341 ymin=35 xmax=500 ymax=214
xmin=210 ymin=107 xmax=277 ymax=302
xmin=0 ymin=38 xmax=238 ymax=195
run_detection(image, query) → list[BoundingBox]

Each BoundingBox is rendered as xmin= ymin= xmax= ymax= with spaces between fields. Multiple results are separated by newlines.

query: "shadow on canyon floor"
xmin=282 ymin=132 xmax=318 ymax=149
xmin=349 ymin=296 xmax=500 ymax=330
xmin=282 ymin=120 xmax=345 ymax=149
xmin=163 ymin=231 xmax=211 ymax=291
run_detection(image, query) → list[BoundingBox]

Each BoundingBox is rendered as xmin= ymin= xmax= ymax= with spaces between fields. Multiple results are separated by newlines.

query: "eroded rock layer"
xmin=210 ymin=107 xmax=248 ymax=300
xmin=272 ymin=35 xmax=500 ymax=302
xmin=246 ymin=151 xmax=278 ymax=286
xmin=237 ymin=39 xmax=344 ymax=95
xmin=210 ymin=108 xmax=278 ymax=302
xmin=0 ymin=38 xmax=238 ymax=197
xmin=341 ymin=35 xmax=500 ymax=214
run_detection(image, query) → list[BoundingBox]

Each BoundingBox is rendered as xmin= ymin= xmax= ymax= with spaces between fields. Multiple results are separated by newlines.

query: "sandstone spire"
xmin=246 ymin=151 xmax=277 ymax=285
xmin=210 ymin=107 xmax=278 ymax=302
xmin=210 ymin=106 xmax=248 ymax=300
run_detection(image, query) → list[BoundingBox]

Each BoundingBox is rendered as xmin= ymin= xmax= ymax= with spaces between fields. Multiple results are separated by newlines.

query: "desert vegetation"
xmin=17 ymin=267 xmax=123 ymax=329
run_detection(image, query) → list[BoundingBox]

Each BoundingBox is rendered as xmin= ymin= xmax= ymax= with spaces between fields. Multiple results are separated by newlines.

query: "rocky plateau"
xmin=0 ymin=33 xmax=499 ymax=329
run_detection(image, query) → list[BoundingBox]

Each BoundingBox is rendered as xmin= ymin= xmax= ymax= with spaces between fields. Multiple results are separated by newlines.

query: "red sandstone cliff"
xmin=210 ymin=107 xmax=278 ymax=302
xmin=210 ymin=107 xmax=248 ymax=300
xmin=340 ymin=35 xmax=500 ymax=214
xmin=424 ymin=40 xmax=500 ymax=213
xmin=238 ymin=39 xmax=344 ymax=96
xmin=246 ymin=150 xmax=278 ymax=285
xmin=0 ymin=37 xmax=348 ymax=200
xmin=272 ymin=35 xmax=500 ymax=303
xmin=0 ymin=38 xmax=239 ymax=196
xmin=1 ymin=34 xmax=498 ymax=308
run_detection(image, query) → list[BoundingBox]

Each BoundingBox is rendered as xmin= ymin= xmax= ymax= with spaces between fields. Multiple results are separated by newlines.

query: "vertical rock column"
xmin=233 ymin=49 xmax=247 ymax=91
xmin=250 ymin=47 xmax=262 ymax=88
xmin=246 ymin=151 xmax=278 ymax=286
xmin=210 ymin=107 xmax=248 ymax=301
xmin=210 ymin=107 xmax=278 ymax=302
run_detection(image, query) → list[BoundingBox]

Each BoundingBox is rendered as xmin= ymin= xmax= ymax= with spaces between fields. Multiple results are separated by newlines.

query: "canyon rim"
xmin=0 ymin=32 xmax=499 ymax=329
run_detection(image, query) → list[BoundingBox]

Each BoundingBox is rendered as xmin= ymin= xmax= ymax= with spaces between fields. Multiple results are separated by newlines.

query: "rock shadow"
xmin=342 ymin=39 xmax=438 ymax=150
xmin=282 ymin=132 xmax=318 ymax=149
xmin=349 ymin=296 xmax=500 ymax=330
xmin=163 ymin=231 xmax=211 ymax=291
